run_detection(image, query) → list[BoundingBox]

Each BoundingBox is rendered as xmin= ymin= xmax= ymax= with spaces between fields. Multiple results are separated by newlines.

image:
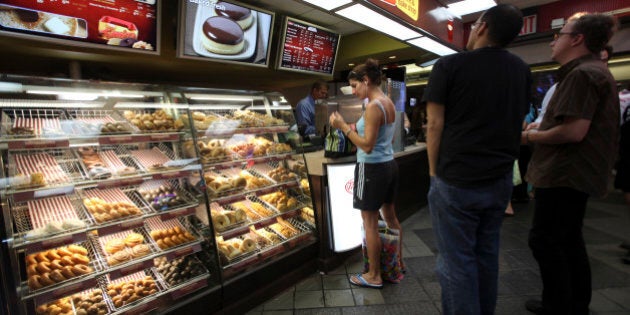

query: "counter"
xmin=303 ymin=143 xmax=430 ymax=272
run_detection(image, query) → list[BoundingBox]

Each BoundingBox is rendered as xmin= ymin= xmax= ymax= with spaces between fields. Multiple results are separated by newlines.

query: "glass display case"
xmin=0 ymin=75 xmax=316 ymax=314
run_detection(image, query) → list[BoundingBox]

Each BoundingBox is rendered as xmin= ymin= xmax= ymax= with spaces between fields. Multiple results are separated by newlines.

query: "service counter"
xmin=303 ymin=143 xmax=430 ymax=272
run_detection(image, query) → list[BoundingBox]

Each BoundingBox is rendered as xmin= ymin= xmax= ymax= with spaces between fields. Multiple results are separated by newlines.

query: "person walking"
xmin=329 ymin=58 xmax=403 ymax=288
xmin=422 ymin=4 xmax=531 ymax=314
xmin=523 ymin=12 xmax=619 ymax=315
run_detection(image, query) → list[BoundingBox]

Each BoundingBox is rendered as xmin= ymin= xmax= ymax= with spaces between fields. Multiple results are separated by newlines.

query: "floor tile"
xmin=295 ymin=308 xmax=343 ymax=315
xmin=324 ymin=289 xmax=355 ymax=307
xmin=296 ymin=274 xmax=323 ymax=291
xmin=598 ymin=287 xmax=630 ymax=309
xmin=380 ymin=276 xmax=430 ymax=303
xmin=327 ymin=263 xmax=347 ymax=275
xmin=591 ymin=290 xmax=625 ymax=312
xmin=263 ymin=289 xmax=294 ymax=310
xmin=323 ymin=275 xmax=351 ymax=290
xmin=351 ymin=287 xmax=385 ymax=305
xmin=383 ymin=301 xmax=440 ymax=314
xmin=261 ymin=311 xmax=293 ymax=315
xmin=295 ymin=290 xmax=325 ymax=309
xmin=340 ymin=305 xmax=389 ymax=315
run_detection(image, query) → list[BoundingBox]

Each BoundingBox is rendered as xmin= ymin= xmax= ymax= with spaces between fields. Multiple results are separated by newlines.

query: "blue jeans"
xmin=428 ymin=173 xmax=512 ymax=315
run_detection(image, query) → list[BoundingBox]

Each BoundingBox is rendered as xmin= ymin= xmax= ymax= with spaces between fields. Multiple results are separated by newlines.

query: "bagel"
xmin=39 ymin=273 xmax=55 ymax=286
xmin=72 ymin=253 xmax=90 ymax=265
xmin=28 ymin=275 xmax=43 ymax=290
xmin=49 ymin=270 xmax=66 ymax=282
xmin=211 ymin=213 xmax=230 ymax=229
xmin=67 ymin=245 xmax=88 ymax=256
xmin=60 ymin=266 xmax=75 ymax=278
xmin=241 ymin=238 xmax=256 ymax=252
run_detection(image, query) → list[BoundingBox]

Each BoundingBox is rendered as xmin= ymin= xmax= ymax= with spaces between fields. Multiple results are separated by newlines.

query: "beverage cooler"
xmin=0 ymin=75 xmax=318 ymax=314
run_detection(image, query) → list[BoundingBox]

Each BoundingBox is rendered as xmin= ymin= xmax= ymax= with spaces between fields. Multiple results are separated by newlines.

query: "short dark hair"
xmin=602 ymin=45 xmax=613 ymax=61
xmin=480 ymin=4 xmax=523 ymax=47
xmin=570 ymin=13 xmax=617 ymax=54
xmin=311 ymin=80 xmax=328 ymax=91
xmin=347 ymin=58 xmax=381 ymax=85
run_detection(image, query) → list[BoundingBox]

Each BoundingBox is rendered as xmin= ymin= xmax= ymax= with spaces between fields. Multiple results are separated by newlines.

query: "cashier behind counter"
xmin=295 ymin=80 xmax=328 ymax=139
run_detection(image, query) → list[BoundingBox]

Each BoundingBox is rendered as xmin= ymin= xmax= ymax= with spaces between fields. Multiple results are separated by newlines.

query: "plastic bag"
xmin=362 ymin=220 xmax=404 ymax=283
xmin=513 ymin=160 xmax=522 ymax=186
xmin=324 ymin=126 xmax=355 ymax=158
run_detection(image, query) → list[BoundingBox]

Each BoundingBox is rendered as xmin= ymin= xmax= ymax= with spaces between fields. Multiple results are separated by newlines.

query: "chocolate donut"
xmin=15 ymin=9 xmax=39 ymax=23
xmin=200 ymin=16 xmax=244 ymax=55
xmin=214 ymin=2 xmax=253 ymax=30
xmin=119 ymin=38 xmax=138 ymax=47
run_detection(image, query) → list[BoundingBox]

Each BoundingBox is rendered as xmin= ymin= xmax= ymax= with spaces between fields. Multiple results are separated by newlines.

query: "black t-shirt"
xmin=422 ymin=47 xmax=532 ymax=187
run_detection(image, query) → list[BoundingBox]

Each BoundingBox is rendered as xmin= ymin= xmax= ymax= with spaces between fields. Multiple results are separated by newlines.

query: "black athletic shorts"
xmin=353 ymin=159 xmax=399 ymax=211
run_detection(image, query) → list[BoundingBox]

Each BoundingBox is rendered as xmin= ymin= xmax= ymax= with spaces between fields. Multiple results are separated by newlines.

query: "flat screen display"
xmin=277 ymin=17 xmax=340 ymax=76
xmin=178 ymin=0 xmax=274 ymax=67
xmin=0 ymin=0 xmax=159 ymax=53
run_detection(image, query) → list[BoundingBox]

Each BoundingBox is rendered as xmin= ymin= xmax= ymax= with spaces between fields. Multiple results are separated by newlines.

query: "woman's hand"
xmin=329 ymin=112 xmax=345 ymax=129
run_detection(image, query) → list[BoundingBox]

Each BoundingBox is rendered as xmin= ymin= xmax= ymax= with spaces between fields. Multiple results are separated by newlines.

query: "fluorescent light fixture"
xmin=0 ymin=82 xmax=23 ymax=92
xmin=336 ymin=4 xmax=423 ymax=41
xmin=303 ymin=0 xmax=352 ymax=11
xmin=407 ymin=37 xmax=457 ymax=56
xmin=186 ymin=94 xmax=264 ymax=101
xmin=420 ymin=58 xmax=439 ymax=67
xmin=115 ymin=102 xmax=188 ymax=109
xmin=25 ymin=88 xmax=146 ymax=99
xmin=446 ymin=0 xmax=496 ymax=18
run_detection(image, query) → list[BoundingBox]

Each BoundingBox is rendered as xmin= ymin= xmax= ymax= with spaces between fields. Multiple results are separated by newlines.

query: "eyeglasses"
xmin=553 ymin=31 xmax=578 ymax=41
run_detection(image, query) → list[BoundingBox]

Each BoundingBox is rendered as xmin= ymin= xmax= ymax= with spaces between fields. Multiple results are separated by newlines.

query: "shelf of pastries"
xmin=5 ymin=148 xmax=87 ymax=199
xmin=100 ymin=268 xmax=165 ymax=314
xmin=10 ymin=193 xmax=91 ymax=251
xmin=22 ymin=242 xmax=100 ymax=302
xmin=153 ymin=254 xmax=210 ymax=301
xmin=0 ymin=107 xmax=69 ymax=149
xmin=91 ymin=228 xmax=157 ymax=280
xmin=125 ymin=142 xmax=202 ymax=180
xmin=136 ymin=179 xmax=200 ymax=221
xmin=145 ymin=217 xmax=203 ymax=260
xmin=33 ymin=287 xmax=110 ymax=315
xmin=120 ymin=108 xmax=186 ymax=136
xmin=63 ymin=109 xmax=137 ymax=141
xmin=183 ymin=109 xmax=289 ymax=137
xmin=75 ymin=146 xmax=143 ymax=185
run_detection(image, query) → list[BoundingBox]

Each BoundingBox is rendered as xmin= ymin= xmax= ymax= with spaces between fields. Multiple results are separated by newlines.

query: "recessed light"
xmin=388 ymin=55 xmax=396 ymax=59
xmin=348 ymin=63 xmax=355 ymax=67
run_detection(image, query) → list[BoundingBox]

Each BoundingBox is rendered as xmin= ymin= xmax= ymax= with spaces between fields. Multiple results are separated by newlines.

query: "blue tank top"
xmin=356 ymin=99 xmax=395 ymax=163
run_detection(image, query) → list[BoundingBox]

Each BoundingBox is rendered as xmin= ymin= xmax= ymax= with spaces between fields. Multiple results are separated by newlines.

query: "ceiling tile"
xmin=297 ymin=9 xmax=346 ymax=27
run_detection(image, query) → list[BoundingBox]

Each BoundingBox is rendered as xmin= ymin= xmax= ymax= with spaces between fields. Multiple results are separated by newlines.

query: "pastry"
xmin=44 ymin=222 xmax=64 ymax=234
xmin=67 ymin=244 xmax=88 ymax=256
xmin=214 ymin=1 xmax=253 ymax=30
xmin=104 ymin=239 xmax=125 ymax=254
xmin=107 ymin=249 xmax=131 ymax=266
xmin=131 ymin=244 xmax=150 ymax=258
xmin=200 ymin=16 xmax=244 ymax=55
xmin=124 ymin=233 xmax=144 ymax=247
xmin=241 ymin=238 xmax=256 ymax=252
xmin=72 ymin=264 xmax=92 ymax=275
xmin=211 ymin=213 xmax=230 ymax=229
xmin=72 ymin=253 xmax=90 ymax=265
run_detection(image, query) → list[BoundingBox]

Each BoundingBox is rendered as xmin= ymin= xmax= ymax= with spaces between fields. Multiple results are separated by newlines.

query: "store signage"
xmin=178 ymin=0 xmax=274 ymax=67
xmin=277 ymin=17 xmax=340 ymax=76
xmin=520 ymin=14 xmax=537 ymax=36
xmin=0 ymin=0 xmax=159 ymax=53
xmin=326 ymin=164 xmax=362 ymax=252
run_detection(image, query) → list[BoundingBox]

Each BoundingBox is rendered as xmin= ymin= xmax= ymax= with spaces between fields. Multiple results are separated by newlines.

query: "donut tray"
xmin=216 ymin=234 xmax=260 ymax=265
xmin=99 ymin=268 xmax=166 ymax=312
xmin=7 ymin=148 xmax=87 ymax=190
xmin=211 ymin=202 xmax=250 ymax=232
xmin=11 ymin=194 xmax=91 ymax=242
xmin=118 ymin=107 xmax=186 ymax=134
xmin=145 ymin=216 xmax=200 ymax=251
xmin=204 ymin=170 xmax=247 ymax=198
xmin=135 ymin=179 xmax=198 ymax=212
xmin=22 ymin=240 xmax=102 ymax=295
xmin=153 ymin=254 xmax=209 ymax=289
xmin=64 ymin=109 xmax=137 ymax=136
xmin=0 ymin=108 xmax=67 ymax=139
xmin=94 ymin=227 xmax=157 ymax=269
xmin=242 ymin=195 xmax=280 ymax=218
xmin=256 ymin=189 xmax=311 ymax=214
xmin=78 ymin=187 xmax=151 ymax=226
xmin=74 ymin=145 xmax=142 ymax=180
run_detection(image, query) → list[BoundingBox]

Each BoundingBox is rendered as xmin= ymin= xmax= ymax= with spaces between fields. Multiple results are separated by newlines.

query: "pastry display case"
xmin=0 ymin=75 xmax=318 ymax=314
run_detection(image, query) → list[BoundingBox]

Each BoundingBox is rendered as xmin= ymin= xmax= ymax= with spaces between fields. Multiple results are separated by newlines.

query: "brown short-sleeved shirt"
xmin=526 ymin=55 xmax=620 ymax=197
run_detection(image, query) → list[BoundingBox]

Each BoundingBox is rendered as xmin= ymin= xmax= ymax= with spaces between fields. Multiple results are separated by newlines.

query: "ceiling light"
xmin=336 ymin=4 xmax=423 ymax=41
xmin=407 ymin=37 xmax=457 ymax=56
xmin=0 ymin=82 xmax=23 ymax=92
xmin=348 ymin=63 xmax=355 ymax=67
xmin=446 ymin=0 xmax=495 ymax=18
xmin=303 ymin=0 xmax=352 ymax=11
xmin=388 ymin=55 xmax=396 ymax=59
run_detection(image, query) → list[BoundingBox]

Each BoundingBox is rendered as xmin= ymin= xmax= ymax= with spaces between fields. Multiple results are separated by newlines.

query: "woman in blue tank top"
xmin=329 ymin=58 xmax=404 ymax=288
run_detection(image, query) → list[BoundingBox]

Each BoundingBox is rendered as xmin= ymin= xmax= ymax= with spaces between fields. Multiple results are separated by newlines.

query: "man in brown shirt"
xmin=522 ymin=12 xmax=619 ymax=315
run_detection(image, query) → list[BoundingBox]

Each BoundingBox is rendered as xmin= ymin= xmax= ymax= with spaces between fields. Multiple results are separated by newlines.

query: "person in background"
xmin=329 ymin=58 xmax=403 ymax=288
xmin=296 ymin=80 xmax=328 ymax=138
xmin=523 ymin=12 xmax=619 ymax=315
xmin=422 ymin=4 xmax=531 ymax=314
xmin=616 ymin=84 xmax=630 ymax=264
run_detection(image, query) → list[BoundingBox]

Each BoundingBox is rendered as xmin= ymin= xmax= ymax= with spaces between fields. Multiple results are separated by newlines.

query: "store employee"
xmin=296 ymin=80 xmax=328 ymax=137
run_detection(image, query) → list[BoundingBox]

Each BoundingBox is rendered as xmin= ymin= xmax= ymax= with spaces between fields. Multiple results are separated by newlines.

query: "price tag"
xmin=153 ymin=171 xmax=185 ymax=180
xmin=9 ymin=139 xmax=70 ymax=149
xmin=98 ymin=136 xmax=136 ymax=145
xmin=12 ymin=191 xmax=35 ymax=202
xmin=97 ymin=177 xmax=143 ymax=189
xmin=34 ymin=278 xmax=96 ymax=305
xmin=159 ymin=207 xmax=195 ymax=220
xmin=170 ymin=278 xmax=208 ymax=300
xmin=150 ymin=134 xmax=179 ymax=142
xmin=110 ymin=260 xmax=153 ymax=279
xmin=124 ymin=299 xmax=158 ymax=315
xmin=166 ymin=243 xmax=201 ymax=260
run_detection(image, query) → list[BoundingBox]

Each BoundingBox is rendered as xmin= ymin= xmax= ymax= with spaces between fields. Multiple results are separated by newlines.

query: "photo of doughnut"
xmin=0 ymin=4 xmax=87 ymax=38
xmin=192 ymin=2 xmax=259 ymax=60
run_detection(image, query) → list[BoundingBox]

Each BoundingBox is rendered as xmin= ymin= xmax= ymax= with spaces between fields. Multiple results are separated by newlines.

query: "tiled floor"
xmin=246 ymin=190 xmax=630 ymax=315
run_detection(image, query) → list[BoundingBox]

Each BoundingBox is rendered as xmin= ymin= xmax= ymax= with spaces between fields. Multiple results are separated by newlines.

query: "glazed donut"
xmin=50 ymin=259 xmax=64 ymax=270
xmin=26 ymin=254 xmax=38 ymax=266
xmin=27 ymin=264 xmax=38 ymax=276
xmin=35 ymin=252 xmax=49 ymax=263
xmin=39 ymin=272 xmax=55 ymax=286
xmin=241 ymin=238 xmax=256 ymax=252
xmin=211 ymin=213 xmax=230 ymax=229
xmin=60 ymin=266 xmax=75 ymax=278
xmin=67 ymin=245 xmax=88 ymax=256
xmin=28 ymin=275 xmax=43 ymax=290
xmin=72 ymin=253 xmax=90 ymax=265
xmin=49 ymin=270 xmax=66 ymax=282
xmin=36 ymin=261 xmax=52 ymax=274
xmin=156 ymin=239 xmax=166 ymax=249
xmin=61 ymin=256 xmax=75 ymax=266
xmin=57 ymin=246 xmax=72 ymax=257
xmin=162 ymin=237 xmax=175 ymax=247
xmin=183 ymin=231 xmax=195 ymax=241
xmin=72 ymin=264 xmax=92 ymax=275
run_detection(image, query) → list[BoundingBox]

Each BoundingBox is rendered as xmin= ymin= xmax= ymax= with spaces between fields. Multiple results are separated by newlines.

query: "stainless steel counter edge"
xmin=303 ymin=143 xmax=428 ymax=176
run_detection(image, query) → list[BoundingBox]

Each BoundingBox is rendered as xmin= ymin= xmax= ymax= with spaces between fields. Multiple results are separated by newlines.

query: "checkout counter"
xmin=304 ymin=95 xmax=430 ymax=272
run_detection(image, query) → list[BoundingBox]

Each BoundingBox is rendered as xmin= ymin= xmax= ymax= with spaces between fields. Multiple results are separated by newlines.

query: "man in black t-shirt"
xmin=421 ymin=4 xmax=531 ymax=314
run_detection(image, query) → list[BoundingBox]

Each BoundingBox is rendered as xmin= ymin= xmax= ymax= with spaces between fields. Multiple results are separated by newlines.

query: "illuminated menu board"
xmin=0 ymin=0 xmax=159 ymax=53
xmin=277 ymin=17 xmax=340 ymax=75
